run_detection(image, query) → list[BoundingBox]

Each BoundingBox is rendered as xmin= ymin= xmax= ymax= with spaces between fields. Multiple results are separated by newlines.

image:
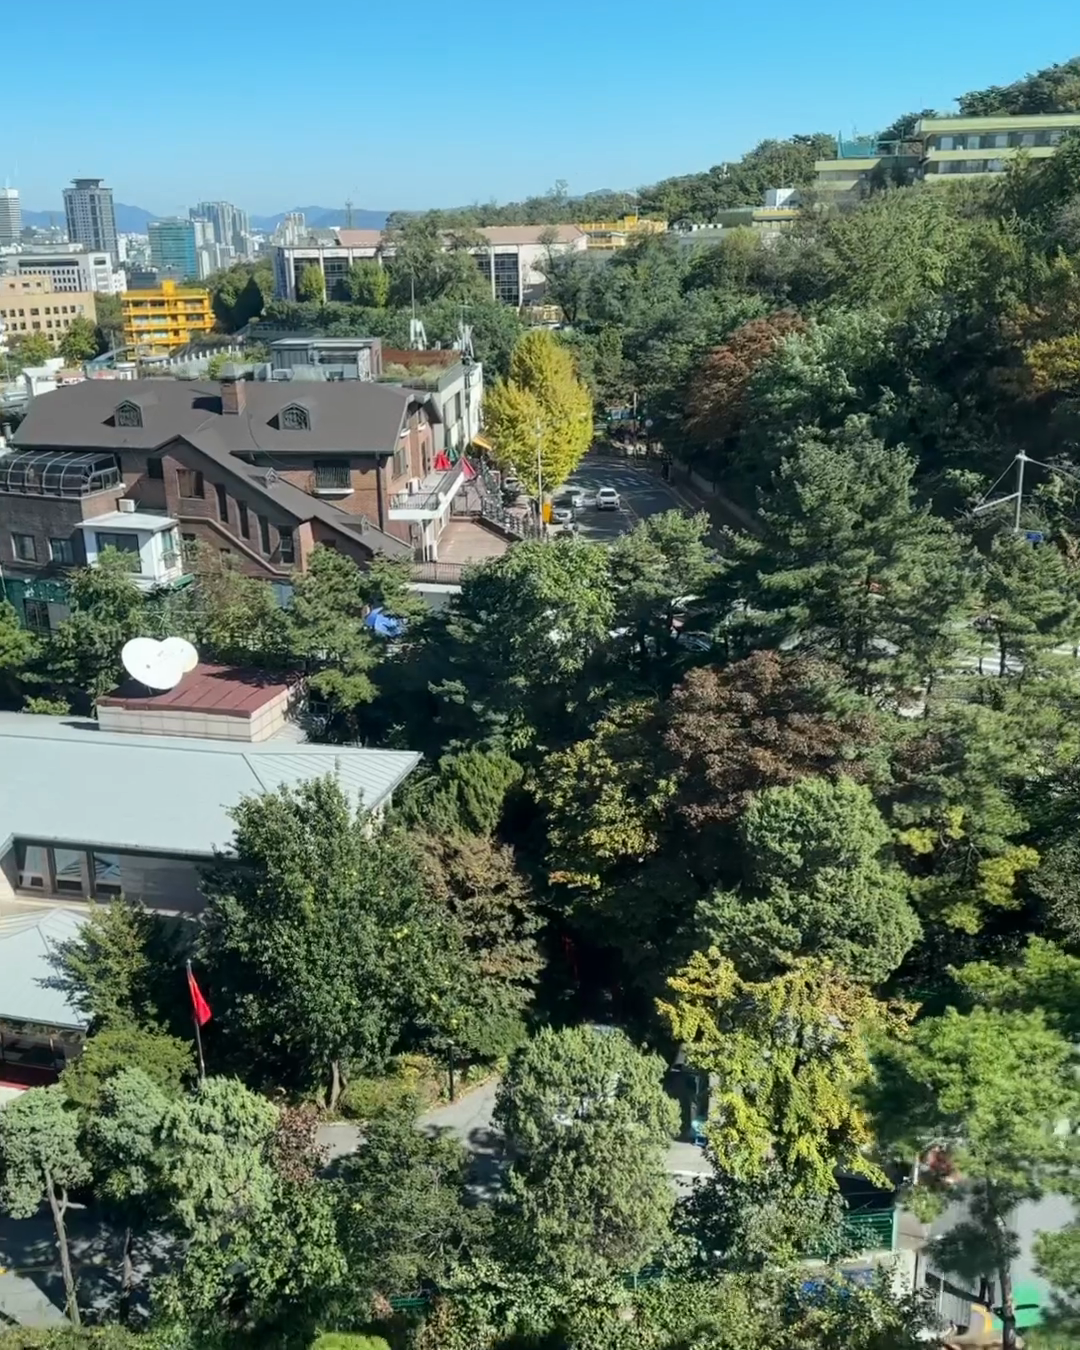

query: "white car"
xmin=595 ymin=487 xmax=621 ymax=511
xmin=561 ymin=487 xmax=588 ymax=509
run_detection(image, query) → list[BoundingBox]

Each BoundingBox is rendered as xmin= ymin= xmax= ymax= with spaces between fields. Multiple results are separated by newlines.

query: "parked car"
xmin=595 ymin=487 xmax=621 ymax=511
xmin=552 ymin=497 xmax=576 ymax=525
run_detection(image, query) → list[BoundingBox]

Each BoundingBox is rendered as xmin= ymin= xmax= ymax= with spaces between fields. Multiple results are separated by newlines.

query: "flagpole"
xmin=186 ymin=959 xmax=207 ymax=1084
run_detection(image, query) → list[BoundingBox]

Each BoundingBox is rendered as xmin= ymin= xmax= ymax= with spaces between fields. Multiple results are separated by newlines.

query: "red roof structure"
xmin=98 ymin=664 xmax=295 ymax=719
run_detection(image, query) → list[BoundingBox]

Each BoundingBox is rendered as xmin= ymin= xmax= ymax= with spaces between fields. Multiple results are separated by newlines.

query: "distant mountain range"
xmin=20 ymin=204 xmax=388 ymax=235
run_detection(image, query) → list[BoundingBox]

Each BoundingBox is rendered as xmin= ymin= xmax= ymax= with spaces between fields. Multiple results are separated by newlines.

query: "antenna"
xmin=120 ymin=637 xmax=191 ymax=692
xmin=160 ymin=636 xmax=199 ymax=674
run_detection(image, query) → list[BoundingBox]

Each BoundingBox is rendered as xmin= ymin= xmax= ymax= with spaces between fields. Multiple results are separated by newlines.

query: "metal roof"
xmin=0 ymin=908 xmax=89 ymax=1030
xmin=0 ymin=714 xmax=420 ymax=858
xmin=82 ymin=510 xmax=177 ymax=532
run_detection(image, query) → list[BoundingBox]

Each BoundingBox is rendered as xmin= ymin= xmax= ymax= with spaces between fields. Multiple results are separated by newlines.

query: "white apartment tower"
xmin=0 ymin=188 xmax=20 ymax=246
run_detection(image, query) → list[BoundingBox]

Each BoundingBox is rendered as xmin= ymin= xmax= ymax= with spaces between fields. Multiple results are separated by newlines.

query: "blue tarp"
xmin=364 ymin=607 xmax=406 ymax=638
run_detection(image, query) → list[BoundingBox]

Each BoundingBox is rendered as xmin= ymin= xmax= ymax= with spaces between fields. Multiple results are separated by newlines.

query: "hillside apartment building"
xmin=813 ymin=111 xmax=1080 ymax=198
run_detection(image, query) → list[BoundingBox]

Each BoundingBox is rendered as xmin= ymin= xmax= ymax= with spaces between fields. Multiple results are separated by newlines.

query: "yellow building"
xmin=0 ymin=276 xmax=97 ymax=351
xmin=917 ymin=112 xmax=1080 ymax=180
xmin=122 ymin=279 xmax=214 ymax=357
xmin=577 ymin=214 xmax=668 ymax=249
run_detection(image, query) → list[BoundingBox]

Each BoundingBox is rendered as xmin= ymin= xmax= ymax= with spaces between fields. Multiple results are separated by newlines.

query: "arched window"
xmin=279 ymin=403 xmax=310 ymax=431
xmin=114 ymin=401 xmax=143 ymax=428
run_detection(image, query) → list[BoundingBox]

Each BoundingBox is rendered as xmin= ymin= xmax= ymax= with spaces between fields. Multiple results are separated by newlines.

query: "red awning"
xmin=433 ymin=451 xmax=453 ymax=471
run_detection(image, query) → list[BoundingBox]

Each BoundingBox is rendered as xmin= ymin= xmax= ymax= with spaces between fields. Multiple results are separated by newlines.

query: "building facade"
xmin=917 ymin=112 xmax=1080 ymax=179
xmin=8 ymin=249 xmax=123 ymax=294
xmin=0 ymin=276 xmax=96 ymax=350
xmin=62 ymin=178 xmax=118 ymax=261
xmin=122 ymin=279 xmax=215 ymax=356
xmin=148 ymin=218 xmax=198 ymax=279
xmin=273 ymin=224 xmax=588 ymax=307
xmin=0 ymin=188 xmax=19 ymax=246
xmin=0 ymin=374 xmax=459 ymax=598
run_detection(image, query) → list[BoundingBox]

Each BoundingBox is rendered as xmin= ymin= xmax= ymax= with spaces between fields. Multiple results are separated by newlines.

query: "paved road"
xmin=318 ymin=1077 xmax=710 ymax=1203
xmin=557 ymin=456 xmax=697 ymax=545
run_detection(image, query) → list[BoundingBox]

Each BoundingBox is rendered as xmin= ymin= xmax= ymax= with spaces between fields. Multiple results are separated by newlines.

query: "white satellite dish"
xmin=160 ymin=636 xmax=199 ymax=674
xmin=120 ymin=637 xmax=186 ymax=692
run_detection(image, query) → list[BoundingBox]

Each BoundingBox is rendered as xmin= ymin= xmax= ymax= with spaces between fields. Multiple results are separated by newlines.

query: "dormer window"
xmin=114 ymin=400 xmax=143 ymax=428
xmin=279 ymin=403 xmax=310 ymax=431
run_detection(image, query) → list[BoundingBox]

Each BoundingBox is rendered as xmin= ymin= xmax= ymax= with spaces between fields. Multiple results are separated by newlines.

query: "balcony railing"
xmin=412 ymin=560 xmax=464 ymax=585
xmin=389 ymin=460 xmax=466 ymax=515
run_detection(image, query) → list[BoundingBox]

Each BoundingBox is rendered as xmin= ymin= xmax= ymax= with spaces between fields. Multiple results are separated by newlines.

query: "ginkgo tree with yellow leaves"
xmin=483 ymin=328 xmax=592 ymax=493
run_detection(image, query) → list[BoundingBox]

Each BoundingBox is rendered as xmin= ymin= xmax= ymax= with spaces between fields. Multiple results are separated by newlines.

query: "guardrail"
xmin=413 ymin=560 xmax=464 ymax=585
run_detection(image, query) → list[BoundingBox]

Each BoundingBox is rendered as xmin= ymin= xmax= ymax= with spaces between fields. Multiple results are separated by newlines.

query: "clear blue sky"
xmin=8 ymin=3 xmax=1078 ymax=216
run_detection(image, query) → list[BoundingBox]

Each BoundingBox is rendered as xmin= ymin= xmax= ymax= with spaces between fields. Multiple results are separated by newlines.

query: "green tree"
xmin=61 ymin=1024 xmax=194 ymax=1113
xmin=11 ymin=331 xmax=52 ymax=367
xmin=0 ymin=1087 xmax=91 ymax=1326
xmin=47 ymin=897 xmax=159 ymax=1030
xmin=94 ymin=291 xmax=124 ymax=353
xmin=976 ymin=532 xmax=1080 ymax=677
xmin=58 ymin=316 xmax=100 ymax=364
xmin=701 ymin=776 xmax=920 ymax=983
xmin=494 ymin=1025 xmax=678 ymax=1277
xmin=334 ymin=1110 xmax=475 ymax=1306
xmin=32 ymin=551 xmax=147 ymax=707
xmin=199 ymin=776 xmax=452 ymax=1105
xmin=0 ymin=599 xmax=37 ymax=675
xmin=867 ymin=1006 xmax=1080 ymax=1350
xmin=345 ymin=259 xmax=390 ymax=307
xmin=658 ymin=951 xmax=909 ymax=1194
xmin=400 ymin=746 xmax=523 ymax=838
xmin=175 ymin=546 xmax=290 ymax=665
xmin=297 ymin=264 xmax=327 ymax=303
xmin=418 ymin=830 xmax=543 ymax=1060
xmin=734 ymin=426 xmax=973 ymax=697
xmin=432 ymin=536 xmax=614 ymax=750
xmin=484 ymin=329 xmax=592 ymax=492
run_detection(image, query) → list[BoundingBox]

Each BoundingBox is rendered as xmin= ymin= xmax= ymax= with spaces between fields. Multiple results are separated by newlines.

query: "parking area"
xmin=557 ymin=456 xmax=692 ymax=544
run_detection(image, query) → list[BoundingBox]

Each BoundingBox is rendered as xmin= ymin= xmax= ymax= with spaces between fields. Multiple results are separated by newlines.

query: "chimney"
xmin=220 ymin=363 xmax=246 ymax=415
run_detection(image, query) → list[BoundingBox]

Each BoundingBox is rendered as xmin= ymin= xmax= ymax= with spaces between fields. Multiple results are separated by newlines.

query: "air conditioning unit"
xmin=118 ymin=498 xmax=136 ymax=513
xmin=407 ymin=478 xmax=422 ymax=494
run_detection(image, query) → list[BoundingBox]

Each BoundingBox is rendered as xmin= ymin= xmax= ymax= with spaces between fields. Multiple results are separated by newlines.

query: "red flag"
xmin=187 ymin=966 xmax=212 ymax=1026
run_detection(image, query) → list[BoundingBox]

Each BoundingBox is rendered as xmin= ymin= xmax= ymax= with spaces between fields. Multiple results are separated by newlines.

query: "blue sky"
xmin=7 ymin=3 xmax=1078 ymax=215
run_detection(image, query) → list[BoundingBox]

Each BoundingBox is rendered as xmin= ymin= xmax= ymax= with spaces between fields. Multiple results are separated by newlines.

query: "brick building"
xmin=0 ymin=370 xmax=473 ymax=592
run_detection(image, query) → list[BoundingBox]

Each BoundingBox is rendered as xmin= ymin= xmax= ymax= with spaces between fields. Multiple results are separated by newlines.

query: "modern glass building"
xmin=148 ymin=218 xmax=198 ymax=280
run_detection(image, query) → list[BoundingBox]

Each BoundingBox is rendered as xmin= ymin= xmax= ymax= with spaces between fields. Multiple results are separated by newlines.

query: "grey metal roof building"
xmin=0 ymin=713 xmax=420 ymax=859
xmin=0 ymin=908 xmax=88 ymax=1030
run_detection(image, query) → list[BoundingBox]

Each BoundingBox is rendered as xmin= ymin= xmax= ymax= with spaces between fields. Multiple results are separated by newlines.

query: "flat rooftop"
xmin=82 ymin=510 xmax=176 ymax=532
xmin=98 ymin=663 xmax=293 ymax=718
xmin=0 ymin=714 xmax=420 ymax=857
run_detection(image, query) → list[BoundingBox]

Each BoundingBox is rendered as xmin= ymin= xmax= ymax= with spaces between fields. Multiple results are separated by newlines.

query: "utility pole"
xmin=1014 ymin=451 xmax=1025 ymax=534
xmin=536 ymin=421 xmax=543 ymax=535
xmin=345 ymin=198 xmax=354 ymax=229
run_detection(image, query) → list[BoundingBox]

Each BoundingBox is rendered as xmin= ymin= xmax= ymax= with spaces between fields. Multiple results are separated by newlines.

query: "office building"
xmin=122 ymin=279 xmax=214 ymax=355
xmin=191 ymin=200 xmax=251 ymax=257
xmin=917 ymin=111 xmax=1080 ymax=179
xmin=6 ymin=249 xmax=122 ymax=294
xmin=148 ymin=218 xmax=198 ymax=279
xmin=0 ymin=276 xmax=96 ymax=351
xmin=62 ymin=178 xmax=118 ymax=261
xmin=0 ymin=188 xmax=20 ymax=246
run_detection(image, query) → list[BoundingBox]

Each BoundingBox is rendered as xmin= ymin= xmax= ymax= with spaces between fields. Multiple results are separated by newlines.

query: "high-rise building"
xmin=191 ymin=200 xmax=251 ymax=258
xmin=148 ymin=218 xmax=198 ymax=280
xmin=63 ymin=178 xmax=118 ymax=261
xmin=0 ymin=188 xmax=20 ymax=246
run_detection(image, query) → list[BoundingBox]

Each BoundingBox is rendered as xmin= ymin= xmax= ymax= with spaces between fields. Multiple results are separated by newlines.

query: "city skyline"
xmin=4 ymin=3 xmax=1077 ymax=213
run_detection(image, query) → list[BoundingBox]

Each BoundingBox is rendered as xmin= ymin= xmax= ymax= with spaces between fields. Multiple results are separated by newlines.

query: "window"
xmin=147 ymin=457 xmax=164 ymax=480
xmin=53 ymin=848 xmax=87 ymax=895
xmin=259 ymin=515 xmax=271 ymax=553
xmin=315 ymin=459 xmax=350 ymax=490
xmin=393 ymin=438 xmax=408 ymax=479
xmin=92 ymin=853 xmax=122 ymax=898
xmin=113 ymin=400 xmax=142 ymax=428
xmin=23 ymin=599 xmax=50 ymax=633
xmin=277 ymin=526 xmax=296 ymax=564
xmin=29 ymin=307 xmax=39 ymax=316
xmin=49 ymin=537 xmax=75 ymax=564
xmin=96 ymin=533 xmax=141 ymax=569
xmin=16 ymin=843 xmax=48 ymax=890
xmin=177 ymin=468 xmax=204 ymax=498
xmin=215 ymin=482 xmax=229 ymax=522
xmin=237 ymin=501 xmax=250 ymax=538
xmin=12 ymin=533 xmax=36 ymax=562
xmin=279 ymin=403 xmax=310 ymax=431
